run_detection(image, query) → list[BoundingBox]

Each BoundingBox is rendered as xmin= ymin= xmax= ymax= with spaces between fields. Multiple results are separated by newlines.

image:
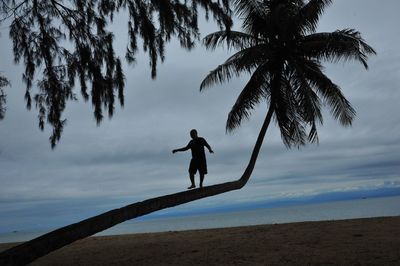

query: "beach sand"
xmin=1 ymin=216 xmax=399 ymax=265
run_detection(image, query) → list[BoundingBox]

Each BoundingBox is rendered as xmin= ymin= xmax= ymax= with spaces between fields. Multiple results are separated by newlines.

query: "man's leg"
xmin=199 ymin=173 xmax=204 ymax=188
xmin=188 ymin=160 xmax=196 ymax=189
xmin=188 ymin=173 xmax=196 ymax=189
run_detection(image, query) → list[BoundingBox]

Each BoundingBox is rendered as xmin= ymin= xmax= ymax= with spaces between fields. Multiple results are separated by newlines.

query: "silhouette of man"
xmin=172 ymin=129 xmax=214 ymax=189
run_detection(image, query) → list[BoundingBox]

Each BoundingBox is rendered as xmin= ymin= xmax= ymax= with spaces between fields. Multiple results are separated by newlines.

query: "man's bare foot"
xmin=187 ymin=185 xmax=196 ymax=189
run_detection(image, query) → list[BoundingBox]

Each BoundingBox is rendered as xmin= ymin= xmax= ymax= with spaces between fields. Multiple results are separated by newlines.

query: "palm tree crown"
xmin=201 ymin=0 xmax=376 ymax=147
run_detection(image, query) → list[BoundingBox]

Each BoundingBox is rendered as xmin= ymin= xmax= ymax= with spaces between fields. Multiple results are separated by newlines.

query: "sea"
xmin=1 ymin=195 xmax=399 ymax=244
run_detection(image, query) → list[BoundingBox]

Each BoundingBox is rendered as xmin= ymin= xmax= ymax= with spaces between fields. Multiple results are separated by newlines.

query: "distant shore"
xmin=1 ymin=216 xmax=399 ymax=265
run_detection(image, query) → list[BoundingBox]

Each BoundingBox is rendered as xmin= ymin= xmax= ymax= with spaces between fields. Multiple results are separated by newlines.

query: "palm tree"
xmin=0 ymin=0 xmax=375 ymax=265
xmin=201 ymin=0 xmax=375 ymax=151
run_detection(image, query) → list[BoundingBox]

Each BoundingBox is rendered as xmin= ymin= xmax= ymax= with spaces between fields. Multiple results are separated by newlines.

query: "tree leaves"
xmin=0 ymin=0 xmax=232 ymax=147
xmin=0 ymin=76 xmax=10 ymax=120
xmin=201 ymin=0 xmax=375 ymax=148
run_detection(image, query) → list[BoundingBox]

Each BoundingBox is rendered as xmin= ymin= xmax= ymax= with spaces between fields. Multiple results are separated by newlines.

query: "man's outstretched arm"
xmin=172 ymin=146 xmax=189 ymax=154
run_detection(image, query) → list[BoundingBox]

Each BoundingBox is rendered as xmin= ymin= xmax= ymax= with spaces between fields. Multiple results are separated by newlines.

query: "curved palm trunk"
xmin=0 ymin=106 xmax=274 ymax=266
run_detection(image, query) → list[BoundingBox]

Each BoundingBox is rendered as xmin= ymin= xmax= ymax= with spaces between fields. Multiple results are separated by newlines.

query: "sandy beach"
xmin=1 ymin=216 xmax=399 ymax=265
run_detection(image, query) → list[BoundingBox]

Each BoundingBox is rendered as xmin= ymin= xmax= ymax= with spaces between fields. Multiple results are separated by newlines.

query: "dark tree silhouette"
xmin=0 ymin=76 xmax=9 ymax=120
xmin=0 ymin=0 xmax=231 ymax=147
xmin=201 ymin=0 xmax=375 ymax=146
xmin=0 ymin=0 xmax=375 ymax=265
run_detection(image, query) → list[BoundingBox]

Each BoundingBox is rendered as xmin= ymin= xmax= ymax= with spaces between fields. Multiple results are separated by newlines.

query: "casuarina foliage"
xmin=0 ymin=0 xmax=231 ymax=147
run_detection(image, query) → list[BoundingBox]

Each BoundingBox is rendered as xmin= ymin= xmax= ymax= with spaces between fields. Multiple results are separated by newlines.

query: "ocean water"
xmin=1 ymin=196 xmax=399 ymax=243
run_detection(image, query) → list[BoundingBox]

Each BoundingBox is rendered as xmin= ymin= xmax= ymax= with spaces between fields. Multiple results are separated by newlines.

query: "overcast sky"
xmin=0 ymin=0 xmax=399 ymax=232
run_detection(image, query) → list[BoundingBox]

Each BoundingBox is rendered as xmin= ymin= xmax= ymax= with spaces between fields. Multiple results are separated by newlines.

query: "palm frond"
xmin=233 ymin=0 xmax=265 ymax=19
xmin=288 ymin=62 xmax=323 ymax=143
xmin=226 ymin=64 xmax=271 ymax=132
xmin=296 ymin=0 xmax=332 ymax=34
xmin=202 ymin=30 xmax=256 ymax=50
xmin=301 ymin=59 xmax=356 ymax=126
xmin=234 ymin=0 xmax=269 ymax=35
xmin=307 ymin=121 xmax=319 ymax=143
xmin=200 ymin=44 xmax=268 ymax=90
xmin=274 ymin=75 xmax=307 ymax=148
xmin=300 ymin=29 xmax=376 ymax=69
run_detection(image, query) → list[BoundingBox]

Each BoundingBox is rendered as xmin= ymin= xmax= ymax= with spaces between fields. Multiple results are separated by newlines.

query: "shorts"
xmin=189 ymin=159 xmax=207 ymax=175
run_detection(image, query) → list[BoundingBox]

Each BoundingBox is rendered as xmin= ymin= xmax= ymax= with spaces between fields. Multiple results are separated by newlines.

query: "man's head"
xmin=190 ymin=129 xmax=198 ymax=139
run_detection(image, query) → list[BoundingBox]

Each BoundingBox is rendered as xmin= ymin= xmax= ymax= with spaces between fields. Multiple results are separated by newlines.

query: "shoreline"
xmin=1 ymin=216 xmax=399 ymax=265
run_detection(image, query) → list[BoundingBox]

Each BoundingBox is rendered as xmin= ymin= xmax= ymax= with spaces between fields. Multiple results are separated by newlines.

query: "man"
xmin=172 ymin=129 xmax=214 ymax=189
